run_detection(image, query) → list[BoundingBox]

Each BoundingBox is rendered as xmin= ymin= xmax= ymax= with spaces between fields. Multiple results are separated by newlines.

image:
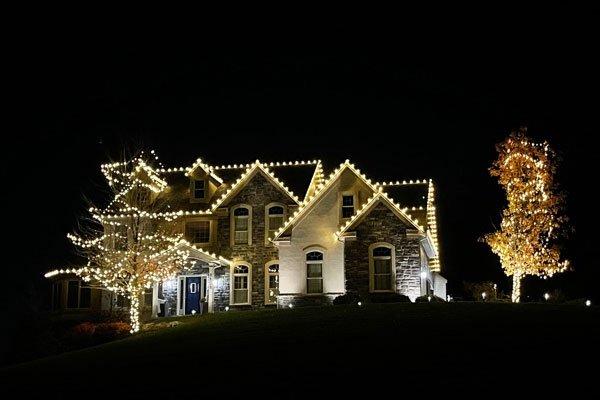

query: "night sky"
xmin=4 ymin=20 xmax=599 ymax=358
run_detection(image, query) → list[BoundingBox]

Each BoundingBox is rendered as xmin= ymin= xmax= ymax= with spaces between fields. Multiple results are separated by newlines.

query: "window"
xmin=232 ymin=205 xmax=252 ymax=245
xmin=193 ymin=179 xmax=206 ymax=199
xmin=66 ymin=280 xmax=92 ymax=309
xmin=265 ymin=262 xmax=279 ymax=304
xmin=306 ymin=251 xmax=323 ymax=294
xmin=231 ymin=264 xmax=251 ymax=305
xmin=342 ymin=195 xmax=354 ymax=218
xmin=266 ymin=204 xmax=285 ymax=242
xmin=370 ymin=244 xmax=395 ymax=292
xmin=186 ymin=221 xmax=210 ymax=244
xmin=52 ymin=282 xmax=62 ymax=310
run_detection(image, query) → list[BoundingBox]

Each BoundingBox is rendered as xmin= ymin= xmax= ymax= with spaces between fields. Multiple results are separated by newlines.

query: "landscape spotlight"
xmin=586 ymin=300 xmax=592 ymax=307
xmin=482 ymin=292 xmax=487 ymax=300
xmin=357 ymin=301 xmax=362 ymax=306
xmin=225 ymin=306 xmax=229 ymax=312
xmin=544 ymin=293 xmax=550 ymax=301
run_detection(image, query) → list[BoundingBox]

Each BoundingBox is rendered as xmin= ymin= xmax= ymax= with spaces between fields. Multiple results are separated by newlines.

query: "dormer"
xmin=186 ymin=158 xmax=223 ymax=204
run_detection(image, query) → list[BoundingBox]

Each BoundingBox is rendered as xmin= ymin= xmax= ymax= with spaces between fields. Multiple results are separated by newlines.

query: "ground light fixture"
xmin=544 ymin=293 xmax=550 ymax=301
xmin=225 ymin=306 xmax=229 ymax=311
xmin=288 ymin=304 xmax=293 ymax=309
xmin=357 ymin=301 xmax=362 ymax=306
xmin=586 ymin=300 xmax=592 ymax=307
xmin=482 ymin=292 xmax=487 ymax=300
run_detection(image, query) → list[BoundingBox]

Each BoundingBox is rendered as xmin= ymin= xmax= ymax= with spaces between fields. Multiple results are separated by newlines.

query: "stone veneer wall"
xmin=210 ymin=172 xmax=294 ymax=309
xmin=277 ymin=294 xmax=340 ymax=308
xmin=344 ymin=204 xmax=423 ymax=300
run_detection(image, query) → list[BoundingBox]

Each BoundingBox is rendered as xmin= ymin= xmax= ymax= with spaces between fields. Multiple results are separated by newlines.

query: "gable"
xmin=273 ymin=161 xmax=381 ymax=239
xmin=220 ymin=169 xmax=299 ymax=208
xmin=336 ymin=193 xmax=424 ymax=238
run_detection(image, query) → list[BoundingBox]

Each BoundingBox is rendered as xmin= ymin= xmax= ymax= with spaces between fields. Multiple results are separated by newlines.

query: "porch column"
xmin=207 ymin=264 xmax=217 ymax=313
xmin=151 ymin=282 xmax=159 ymax=318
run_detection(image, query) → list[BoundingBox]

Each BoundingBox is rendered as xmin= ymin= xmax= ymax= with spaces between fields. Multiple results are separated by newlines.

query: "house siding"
xmin=213 ymin=172 xmax=295 ymax=308
xmin=344 ymin=204 xmax=423 ymax=301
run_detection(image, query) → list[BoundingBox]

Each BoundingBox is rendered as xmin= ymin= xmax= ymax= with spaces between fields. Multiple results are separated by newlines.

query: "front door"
xmin=185 ymin=276 xmax=202 ymax=315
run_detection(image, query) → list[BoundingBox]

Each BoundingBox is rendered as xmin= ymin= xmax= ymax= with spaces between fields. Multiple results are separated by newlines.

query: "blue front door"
xmin=185 ymin=277 xmax=201 ymax=315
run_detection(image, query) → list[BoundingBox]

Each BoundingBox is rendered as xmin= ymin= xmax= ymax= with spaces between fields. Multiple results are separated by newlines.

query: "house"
xmin=46 ymin=158 xmax=445 ymax=319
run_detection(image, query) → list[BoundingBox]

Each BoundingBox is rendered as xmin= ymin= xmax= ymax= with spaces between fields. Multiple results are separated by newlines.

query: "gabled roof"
xmin=185 ymin=158 xmax=223 ymax=184
xmin=207 ymin=161 xmax=302 ymax=211
xmin=273 ymin=160 xmax=423 ymax=240
xmin=336 ymin=189 xmax=424 ymax=238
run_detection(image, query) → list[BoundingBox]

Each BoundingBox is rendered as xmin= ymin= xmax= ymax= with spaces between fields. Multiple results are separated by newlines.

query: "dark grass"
xmin=2 ymin=303 xmax=599 ymax=398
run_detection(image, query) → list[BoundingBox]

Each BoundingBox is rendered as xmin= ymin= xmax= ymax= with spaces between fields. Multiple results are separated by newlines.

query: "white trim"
xmin=265 ymin=203 xmax=286 ymax=246
xmin=340 ymin=191 xmax=356 ymax=221
xmin=230 ymin=204 xmax=252 ymax=246
xmin=305 ymin=249 xmax=324 ymax=295
xmin=369 ymin=242 xmax=396 ymax=293
xmin=264 ymin=260 xmax=280 ymax=305
xmin=230 ymin=262 xmax=252 ymax=306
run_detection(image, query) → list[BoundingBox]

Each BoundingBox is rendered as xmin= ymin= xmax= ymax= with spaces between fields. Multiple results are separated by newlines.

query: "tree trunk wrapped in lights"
xmin=483 ymin=128 xmax=569 ymax=302
xmin=68 ymin=152 xmax=190 ymax=332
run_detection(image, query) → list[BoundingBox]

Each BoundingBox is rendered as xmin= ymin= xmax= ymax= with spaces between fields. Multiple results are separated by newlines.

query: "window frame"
xmin=265 ymin=203 xmax=286 ymax=245
xmin=230 ymin=262 xmax=252 ymax=305
xmin=340 ymin=192 xmax=356 ymax=220
xmin=230 ymin=204 xmax=252 ymax=246
xmin=65 ymin=279 xmax=92 ymax=309
xmin=192 ymin=179 xmax=207 ymax=201
xmin=305 ymin=249 xmax=324 ymax=295
xmin=185 ymin=219 xmax=212 ymax=245
xmin=264 ymin=261 xmax=280 ymax=305
xmin=369 ymin=243 xmax=396 ymax=293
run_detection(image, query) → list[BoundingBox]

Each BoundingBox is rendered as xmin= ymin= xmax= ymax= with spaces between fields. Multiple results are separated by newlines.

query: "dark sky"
xmin=4 ymin=19 xmax=599 ymax=335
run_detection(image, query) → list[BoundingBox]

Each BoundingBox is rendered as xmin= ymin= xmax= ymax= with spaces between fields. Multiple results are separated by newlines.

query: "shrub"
xmin=94 ymin=322 xmax=131 ymax=340
xmin=71 ymin=322 xmax=96 ymax=337
xmin=415 ymin=295 xmax=445 ymax=303
xmin=368 ymin=293 xmax=411 ymax=303
xmin=333 ymin=293 xmax=360 ymax=305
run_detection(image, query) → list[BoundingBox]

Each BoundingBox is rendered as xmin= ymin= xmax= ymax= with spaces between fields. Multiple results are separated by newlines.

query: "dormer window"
xmin=341 ymin=194 xmax=355 ymax=218
xmin=193 ymin=180 xmax=206 ymax=200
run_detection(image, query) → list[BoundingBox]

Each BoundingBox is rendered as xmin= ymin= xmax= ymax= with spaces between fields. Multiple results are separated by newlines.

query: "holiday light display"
xmin=68 ymin=153 xmax=191 ymax=332
xmin=483 ymin=129 xmax=569 ymax=302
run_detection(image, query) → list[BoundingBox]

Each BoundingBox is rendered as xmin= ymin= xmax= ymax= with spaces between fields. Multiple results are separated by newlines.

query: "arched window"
xmin=369 ymin=243 xmax=395 ymax=292
xmin=231 ymin=263 xmax=251 ymax=305
xmin=266 ymin=204 xmax=285 ymax=242
xmin=265 ymin=261 xmax=279 ymax=304
xmin=306 ymin=251 xmax=324 ymax=294
xmin=231 ymin=205 xmax=252 ymax=245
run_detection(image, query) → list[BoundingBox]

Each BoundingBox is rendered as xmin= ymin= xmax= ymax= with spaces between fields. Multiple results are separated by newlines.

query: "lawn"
xmin=2 ymin=302 xmax=598 ymax=398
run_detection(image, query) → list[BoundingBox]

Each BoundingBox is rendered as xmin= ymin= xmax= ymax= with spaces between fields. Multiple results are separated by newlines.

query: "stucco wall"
xmin=278 ymin=180 xmax=346 ymax=296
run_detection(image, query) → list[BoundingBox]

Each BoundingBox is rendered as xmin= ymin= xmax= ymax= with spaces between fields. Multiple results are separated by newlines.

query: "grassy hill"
xmin=2 ymin=302 xmax=599 ymax=398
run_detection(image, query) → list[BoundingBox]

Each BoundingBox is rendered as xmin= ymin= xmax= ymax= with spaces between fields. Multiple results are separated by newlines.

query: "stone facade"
xmin=209 ymin=172 xmax=296 ymax=309
xmin=344 ymin=204 xmax=423 ymax=300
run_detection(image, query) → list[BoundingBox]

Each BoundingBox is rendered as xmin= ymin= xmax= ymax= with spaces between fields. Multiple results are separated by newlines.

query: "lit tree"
xmin=68 ymin=152 xmax=190 ymax=332
xmin=484 ymin=128 xmax=569 ymax=302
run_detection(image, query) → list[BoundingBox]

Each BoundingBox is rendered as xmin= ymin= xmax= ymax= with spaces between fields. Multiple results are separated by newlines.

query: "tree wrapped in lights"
xmin=484 ymin=128 xmax=569 ymax=302
xmin=69 ymin=152 xmax=190 ymax=332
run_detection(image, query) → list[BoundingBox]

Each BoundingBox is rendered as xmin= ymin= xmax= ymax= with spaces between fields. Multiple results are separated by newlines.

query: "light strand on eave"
xmin=426 ymin=180 xmax=441 ymax=272
xmin=335 ymin=189 xmax=424 ymax=238
xmin=272 ymin=160 xmax=400 ymax=240
xmin=206 ymin=161 xmax=301 ymax=212
xmin=375 ymin=179 xmax=430 ymax=186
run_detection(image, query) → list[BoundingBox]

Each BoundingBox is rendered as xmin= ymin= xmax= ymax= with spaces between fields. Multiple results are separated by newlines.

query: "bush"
xmin=415 ymin=295 xmax=445 ymax=303
xmin=368 ymin=293 xmax=411 ymax=303
xmin=94 ymin=322 xmax=131 ymax=340
xmin=71 ymin=322 xmax=96 ymax=337
xmin=333 ymin=293 xmax=361 ymax=305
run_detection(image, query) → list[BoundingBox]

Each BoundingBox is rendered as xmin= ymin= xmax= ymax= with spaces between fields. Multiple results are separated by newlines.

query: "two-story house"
xmin=46 ymin=158 xmax=446 ymax=319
